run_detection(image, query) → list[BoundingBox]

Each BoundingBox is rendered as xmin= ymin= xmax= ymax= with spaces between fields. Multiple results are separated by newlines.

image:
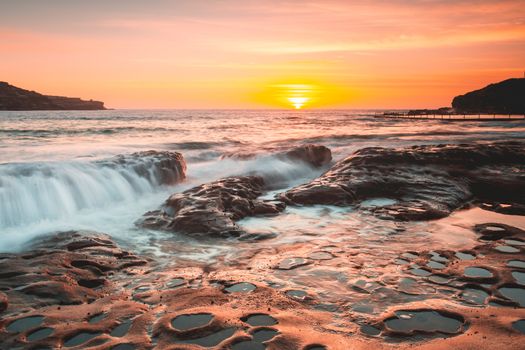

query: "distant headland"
xmin=0 ymin=82 xmax=106 ymax=111
xmin=379 ymin=77 xmax=525 ymax=119
xmin=452 ymin=78 xmax=524 ymax=114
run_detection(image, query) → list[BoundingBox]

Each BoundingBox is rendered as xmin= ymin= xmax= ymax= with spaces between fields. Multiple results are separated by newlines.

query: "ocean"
xmin=1 ymin=109 xmax=524 ymax=253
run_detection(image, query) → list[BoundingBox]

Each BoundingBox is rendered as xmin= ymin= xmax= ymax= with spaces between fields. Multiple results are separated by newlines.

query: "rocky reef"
xmin=139 ymin=176 xmax=285 ymax=239
xmin=452 ymin=78 xmax=525 ymax=114
xmin=0 ymin=81 xmax=106 ymax=110
xmin=280 ymin=142 xmax=525 ymax=220
xmin=1 ymin=142 xmax=525 ymax=349
xmin=139 ymin=144 xmax=331 ymax=238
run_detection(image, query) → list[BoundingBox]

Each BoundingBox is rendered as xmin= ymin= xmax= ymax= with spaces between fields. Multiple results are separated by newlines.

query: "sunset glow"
xmin=1 ymin=1 xmax=524 ymax=109
xmin=288 ymin=97 xmax=308 ymax=109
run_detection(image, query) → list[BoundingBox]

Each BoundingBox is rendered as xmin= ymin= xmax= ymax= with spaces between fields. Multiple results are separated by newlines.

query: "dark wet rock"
xmin=280 ymin=142 xmax=525 ymax=220
xmin=139 ymin=176 xmax=285 ymax=238
xmin=0 ymin=231 xmax=148 ymax=310
xmin=0 ymin=291 xmax=7 ymax=313
xmin=480 ymin=202 xmax=525 ymax=216
xmin=99 ymin=150 xmax=186 ymax=186
xmin=474 ymin=223 xmax=524 ymax=241
xmin=279 ymin=144 xmax=332 ymax=167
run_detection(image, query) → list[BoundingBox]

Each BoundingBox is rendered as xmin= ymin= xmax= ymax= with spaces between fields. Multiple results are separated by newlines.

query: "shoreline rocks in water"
xmin=100 ymin=150 xmax=187 ymax=186
xmin=221 ymin=144 xmax=333 ymax=168
xmin=139 ymin=176 xmax=285 ymax=238
xmin=139 ymin=144 xmax=331 ymax=238
xmin=279 ymin=142 xmax=525 ymax=221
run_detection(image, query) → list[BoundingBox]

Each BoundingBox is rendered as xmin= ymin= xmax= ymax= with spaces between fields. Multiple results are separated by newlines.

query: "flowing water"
xmin=2 ymin=109 xmax=524 ymax=252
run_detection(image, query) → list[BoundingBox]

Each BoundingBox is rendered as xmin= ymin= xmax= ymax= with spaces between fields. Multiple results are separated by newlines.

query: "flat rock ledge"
xmin=279 ymin=142 xmax=525 ymax=220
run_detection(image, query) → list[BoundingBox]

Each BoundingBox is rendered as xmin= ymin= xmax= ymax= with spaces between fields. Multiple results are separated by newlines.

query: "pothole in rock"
xmin=512 ymin=319 xmax=525 ymax=334
xmin=224 ymin=282 xmax=256 ymax=293
xmin=512 ymin=271 xmax=525 ymax=285
xmin=88 ymin=313 xmax=107 ymax=324
xmin=111 ymin=344 xmax=136 ymax=350
xmin=384 ymin=310 xmax=466 ymax=337
xmin=460 ymin=287 xmax=489 ymax=305
xmin=64 ymin=331 xmax=103 ymax=347
xmin=304 ymin=345 xmax=328 ymax=350
xmin=463 ymin=267 xmax=493 ymax=279
xmin=7 ymin=315 xmax=45 ymax=333
xmin=241 ymin=314 xmax=278 ymax=327
xmin=230 ymin=327 xmax=280 ymax=350
xmin=429 ymin=252 xmax=448 ymax=263
xmin=285 ymin=290 xmax=308 ymax=300
xmin=498 ymin=285 xmax=525 ymax=307
xmin=427 ymin=275 xmax=451 ymax=285
xmin=110 ymin=319 xmax=133 ymax=337
xmin=360 ymin=324 xmax=381 ymax=336
xmin=495 ymin=245 xmax=520 ymax=253
xmin=166 ymin=278 xmax=186 ymax=288
xmin=175 ymin=328 xmax=236 ymax=347
xmin=398 ymin=277 xmax=435 ymax=295
xmin=171 ymin=313 xmax=214 ymax=331
xmin=426 ymin=261 xmax=446 ymax=270
xmin=409 ymin=268 xmax=432 ymax=277
xmin=455 ymin=252 xmax=475 ymax=261
xmin=508 ymin=260 xmax=525 ymax=269
xmin=504 ymin=239 xmax=525 ymax=246
xmin=251 ymin=328 xmax=279 ymax=342
xmin=232 ymin=340 xmax=265 ymax=350
xmin=27 ymin=327 xmax=54 ymax=342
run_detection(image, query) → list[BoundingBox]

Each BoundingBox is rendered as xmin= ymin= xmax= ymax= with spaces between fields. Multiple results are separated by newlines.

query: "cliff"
xmin=0 ymin=82 xmax=106 ymax=110
xmin=452 ymin=78 xmax=525 ymax=114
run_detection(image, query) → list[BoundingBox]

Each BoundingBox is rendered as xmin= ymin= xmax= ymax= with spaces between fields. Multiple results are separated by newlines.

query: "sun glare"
xmin=288 ymin=97 xmax=309 ymax=109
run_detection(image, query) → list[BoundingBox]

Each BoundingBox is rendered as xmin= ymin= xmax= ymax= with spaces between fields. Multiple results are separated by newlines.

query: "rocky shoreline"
xmin=1 ymin=142 xmax=524 ymax=349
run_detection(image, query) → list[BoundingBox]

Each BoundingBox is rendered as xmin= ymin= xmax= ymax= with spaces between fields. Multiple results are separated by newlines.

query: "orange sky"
xmin=1 ymin=0 xmax=524 ymax=109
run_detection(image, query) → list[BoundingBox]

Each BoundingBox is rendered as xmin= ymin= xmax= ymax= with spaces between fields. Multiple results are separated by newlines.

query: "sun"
xmin=288 ymin=97 xmax=309 ymax=109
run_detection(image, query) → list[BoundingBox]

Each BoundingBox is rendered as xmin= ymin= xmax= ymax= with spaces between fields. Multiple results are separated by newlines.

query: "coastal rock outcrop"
xmin=100 ymin=150 xmax=187 ymax=185
xmin=0 ymin=81 xmax=106 ymax=110
xmin=222 ymin=143 xmax=333 ymax=168
xmin=139 ymin=176 xmax=285 ymax=238
xmin=452 ymin=78 xmax=525 ymax=114
xmin=278 ymin=144 xmax=332 ymax=167
xmin=280 ymin=142 xmax=525 ymax=220
xmin=0 ymin=231 xmax=148 ymax=310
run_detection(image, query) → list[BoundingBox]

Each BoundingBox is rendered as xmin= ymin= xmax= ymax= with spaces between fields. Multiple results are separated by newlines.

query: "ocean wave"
xmin=0 ymin=126 xmax=178 ymax=138
xmin=0 ymin=151 xmax=185 ymax=229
